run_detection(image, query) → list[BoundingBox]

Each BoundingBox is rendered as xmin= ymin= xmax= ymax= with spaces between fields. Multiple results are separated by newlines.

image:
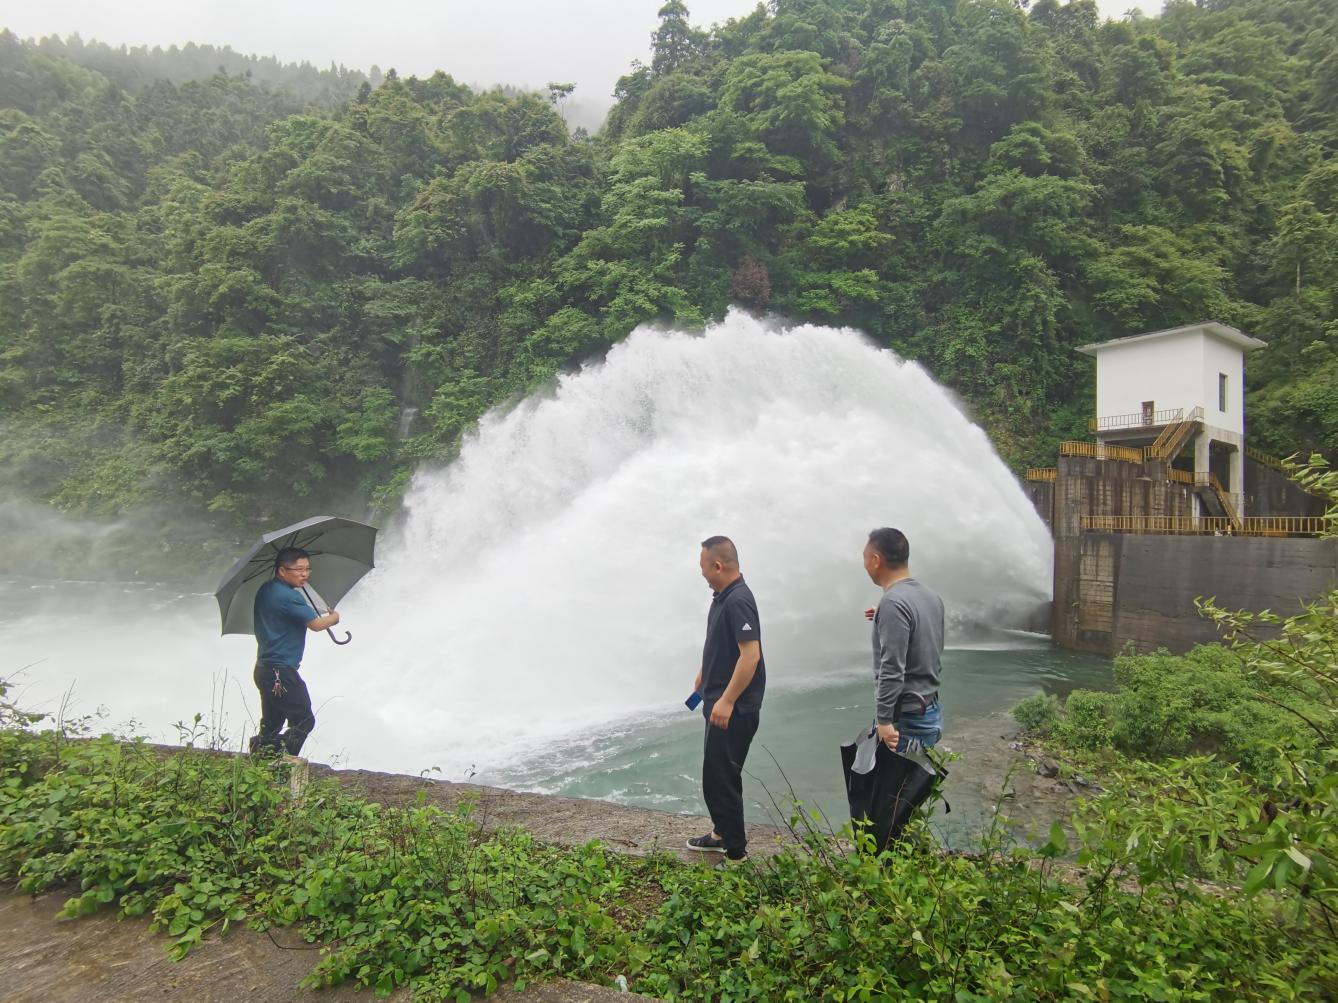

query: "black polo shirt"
xmin=701 ymin=576 xmax=766 ymax=714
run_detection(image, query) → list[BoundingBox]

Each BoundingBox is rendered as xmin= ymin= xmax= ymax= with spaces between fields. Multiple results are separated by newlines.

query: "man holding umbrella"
xmin=249 ymin=547 xmax=341 ymax=757
xmin=216 ymin=515 xmax=377 ymax=756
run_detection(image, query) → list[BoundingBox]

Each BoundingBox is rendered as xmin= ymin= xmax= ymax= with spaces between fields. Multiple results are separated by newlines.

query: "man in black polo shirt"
xmin=686 ymin=535 xmax=765 ymax=862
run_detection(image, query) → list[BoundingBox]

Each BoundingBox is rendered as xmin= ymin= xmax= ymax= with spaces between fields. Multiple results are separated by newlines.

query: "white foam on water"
xmin=325 ymin=312 xmax=1052 ymax=777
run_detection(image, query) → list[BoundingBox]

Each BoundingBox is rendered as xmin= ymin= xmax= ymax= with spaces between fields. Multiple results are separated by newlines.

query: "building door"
xmin=1141 ymin=400 xmax=1155 ymax=424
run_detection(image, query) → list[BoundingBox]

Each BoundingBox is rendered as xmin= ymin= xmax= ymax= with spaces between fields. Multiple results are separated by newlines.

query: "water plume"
xmin=327 ymin=313 xmax=1052 ymax=775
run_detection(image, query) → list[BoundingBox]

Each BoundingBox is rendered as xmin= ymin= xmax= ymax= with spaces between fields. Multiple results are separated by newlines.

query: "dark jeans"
xmin=250 ymin=663 xmax=315 ymax=756
xmin=702 ymin=704 xmax=760 ymax=858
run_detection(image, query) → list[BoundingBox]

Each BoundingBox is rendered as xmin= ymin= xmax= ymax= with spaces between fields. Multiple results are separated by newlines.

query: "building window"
xmin=1218 ymin=373 xmax=1228 ymax=412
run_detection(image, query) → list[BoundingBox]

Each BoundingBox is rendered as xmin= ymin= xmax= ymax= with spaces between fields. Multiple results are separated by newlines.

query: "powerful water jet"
xmin=326 ymin=313 xmax=1051 ymax=776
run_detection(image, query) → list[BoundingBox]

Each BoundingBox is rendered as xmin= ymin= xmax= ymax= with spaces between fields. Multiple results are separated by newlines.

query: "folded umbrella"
xmin=214 ymin=515 xmax=378 ymax=645
xmin=840 ymin=723 xmax=947 ymax=853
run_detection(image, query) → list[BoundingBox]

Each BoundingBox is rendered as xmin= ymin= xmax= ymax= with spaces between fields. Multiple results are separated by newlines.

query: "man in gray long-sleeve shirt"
xmin=862 ymin=527 xmax=945 ymax=752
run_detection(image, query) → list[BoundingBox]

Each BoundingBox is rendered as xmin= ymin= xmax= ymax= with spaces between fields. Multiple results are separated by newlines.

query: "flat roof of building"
xmin=1076 ymin=321 xmax=1267 ymax=356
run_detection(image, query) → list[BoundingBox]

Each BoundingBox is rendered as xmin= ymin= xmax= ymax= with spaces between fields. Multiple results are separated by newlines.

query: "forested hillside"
xmin=1 ymin=0 xmax=1335 ymax=548
xmin=4 ymin=32 xmax=372 ymax=110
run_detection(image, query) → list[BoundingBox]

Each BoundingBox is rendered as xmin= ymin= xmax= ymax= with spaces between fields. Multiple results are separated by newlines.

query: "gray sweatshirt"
xmin=872 ymin=577 xmax=945 ymax=725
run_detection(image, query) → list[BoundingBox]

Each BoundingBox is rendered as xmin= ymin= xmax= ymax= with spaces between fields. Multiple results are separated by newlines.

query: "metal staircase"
xmin=1194 ymin=472 xmax=1243 ymax=533
xmin=1145 ymin=406 xmax=1204 ymax=463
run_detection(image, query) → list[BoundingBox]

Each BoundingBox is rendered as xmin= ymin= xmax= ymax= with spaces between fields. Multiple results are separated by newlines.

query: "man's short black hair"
xmin=867 ymin=528 xmax=909 ymax=568
xmin=700 ymin=535 xmax=738 ymax=566
xmin=274 ymin=546 xmax=311 ymax=570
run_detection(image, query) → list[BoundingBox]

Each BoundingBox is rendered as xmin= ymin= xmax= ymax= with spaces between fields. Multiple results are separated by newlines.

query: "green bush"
xmin=1010 ymin=645 xmax=1322 ymax=772
xmin=1015 ymin=588 xmax=1338 ymax=940
xmin=1011 ymin=692 xmax=1060 ymax=734
xmin=1111 ymin=645 xmax=1320 ymax=773
xmin=1058 ymin=689 xmax=1116 ymax=750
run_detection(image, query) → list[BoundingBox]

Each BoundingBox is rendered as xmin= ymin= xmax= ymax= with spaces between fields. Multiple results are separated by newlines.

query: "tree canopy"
xmin=1 ymin=0 xmax=1335 ymax=545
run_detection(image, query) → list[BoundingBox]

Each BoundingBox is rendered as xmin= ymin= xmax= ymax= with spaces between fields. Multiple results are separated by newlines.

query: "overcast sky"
xmin=2 ymin=0 xmax=1151 ymax=106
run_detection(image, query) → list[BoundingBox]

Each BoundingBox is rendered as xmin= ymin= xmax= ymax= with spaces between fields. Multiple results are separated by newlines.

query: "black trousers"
xmin=701 ymin=705 xmax=760 ymax=857
xmin=251 ymin=663 xmax=315 ymax=756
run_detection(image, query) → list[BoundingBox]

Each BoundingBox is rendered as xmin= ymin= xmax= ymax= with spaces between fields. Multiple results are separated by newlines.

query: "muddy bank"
xmin=307 ymin=762 xmax=796 ymax=859
xmin=0 ymin=890 xmax=654 ymax=1002
xmin=934 ymin=710 xmax=1097 ymax=841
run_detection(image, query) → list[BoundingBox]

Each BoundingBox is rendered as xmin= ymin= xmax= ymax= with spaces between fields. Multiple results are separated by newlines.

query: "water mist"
xmin=323 ymin=313 xmax=1052 ymax=777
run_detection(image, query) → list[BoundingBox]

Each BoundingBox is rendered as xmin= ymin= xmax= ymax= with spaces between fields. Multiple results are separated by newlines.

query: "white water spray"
xmin=327 ymin=313 xmax=1051 ymax=776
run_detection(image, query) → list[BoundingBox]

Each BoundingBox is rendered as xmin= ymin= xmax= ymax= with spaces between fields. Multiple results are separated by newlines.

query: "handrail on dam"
xmin=1088 ymin=407 xmax=1184 ymax=432
xmin=1026 ymin=467 xmax=1057 ymax=482
xmin=1246 ymin=445 xmax=1290 ymax=470
xmin=1059 ymin=441 xmax=1145 ymax=464
xmin=1244 ymin=445 xmax=1327 ymax=498
xmin=1081 ymin=515 xmax=1328 ymax=537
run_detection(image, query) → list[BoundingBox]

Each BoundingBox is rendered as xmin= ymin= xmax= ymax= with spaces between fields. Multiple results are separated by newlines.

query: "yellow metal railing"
xmin=1089 ymin=407 xmax=1184 ymax=433
xmin=1204 ymin=473 xmax=1243 ymax=531
xmin=1083 ymin=516 xmax=1232 ymax=534
xmin=1246 ymin=445 xmax=1289 ymax=470
xmin=1054 ymin=414 xmax=1314 ymax=528
xmin=1145 ymin=407 xmax=1204 ymax=462
xmin=1082 ymin=516 xmax=1327 ymax=536
xmin=1059 ymin=441 xmax=1146 ymax=464
xmin=1167 ymin=470 xmax=1242 ymax=525
xmin=1245 ymin=445 xmax=1327 ymax=498
xmin=1239 ymin=516 xmax=1331 ymax=536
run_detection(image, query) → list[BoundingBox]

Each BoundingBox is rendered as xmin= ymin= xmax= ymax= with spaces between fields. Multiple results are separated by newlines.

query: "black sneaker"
xmin=686 ymin=832 xmax=727 ymax=853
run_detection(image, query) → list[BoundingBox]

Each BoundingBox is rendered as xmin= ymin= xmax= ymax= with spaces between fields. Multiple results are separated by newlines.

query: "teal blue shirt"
xmin=254 ymin=579 xmax=316 ymax=667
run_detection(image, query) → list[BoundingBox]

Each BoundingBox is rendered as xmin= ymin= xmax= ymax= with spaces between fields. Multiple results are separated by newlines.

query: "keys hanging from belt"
xmin=271 ymin=668 xmax=286 ymax=697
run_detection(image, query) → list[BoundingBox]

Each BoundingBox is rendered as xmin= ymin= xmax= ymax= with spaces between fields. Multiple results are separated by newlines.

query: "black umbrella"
xmin=840 ymin=724 xmax=948 ymax=853
xmin=214 ymin=515 xmax=378 ymax=645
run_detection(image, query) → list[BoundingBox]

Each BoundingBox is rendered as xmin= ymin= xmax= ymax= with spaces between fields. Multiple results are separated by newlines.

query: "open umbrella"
xmin=214 ymin=515 xmax=378 ymax=645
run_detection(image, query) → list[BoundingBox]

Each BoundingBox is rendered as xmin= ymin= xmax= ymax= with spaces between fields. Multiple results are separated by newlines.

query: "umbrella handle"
xmin=301 ymin=586 xmax=352 ymax=645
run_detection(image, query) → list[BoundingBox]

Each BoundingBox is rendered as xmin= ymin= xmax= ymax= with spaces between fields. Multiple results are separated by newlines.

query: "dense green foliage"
xmin=2 ymin=0 xmax=1337 ymax=543
xmin=1014 ymin=586 xmax=1338 ymax=943
xmin=1012 ymin=642 xmax=1325 ymax=768
xmin=2 ymin=32 xmax=373 ymax=110
xmin=0 ymin=724 xmax=1331 ymax=999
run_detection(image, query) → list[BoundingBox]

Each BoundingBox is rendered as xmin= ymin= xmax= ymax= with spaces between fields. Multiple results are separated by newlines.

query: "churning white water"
xmin=320 ymin=313 xmax=1052 ymax=776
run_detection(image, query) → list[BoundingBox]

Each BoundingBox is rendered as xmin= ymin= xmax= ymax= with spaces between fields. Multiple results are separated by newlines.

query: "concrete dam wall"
xmin=1041 ymin=454 xmax=1336 ymax=655
xmin=1061 ymin=533 xmax=1337 ymax=655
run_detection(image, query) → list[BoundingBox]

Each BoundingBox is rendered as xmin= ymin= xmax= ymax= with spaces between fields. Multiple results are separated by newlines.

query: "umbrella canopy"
xmin=214 ymin=515 xmax=378 ymax=636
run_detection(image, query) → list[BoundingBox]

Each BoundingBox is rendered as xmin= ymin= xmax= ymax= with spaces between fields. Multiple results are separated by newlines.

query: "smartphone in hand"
xmin=684 ymin=690 xmax=703 ymax=711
